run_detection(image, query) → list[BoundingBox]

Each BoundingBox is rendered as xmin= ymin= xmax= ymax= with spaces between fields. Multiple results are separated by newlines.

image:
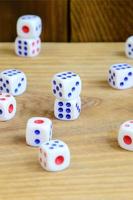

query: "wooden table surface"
xmin=0 ymin=43 xmax=133 ymax=200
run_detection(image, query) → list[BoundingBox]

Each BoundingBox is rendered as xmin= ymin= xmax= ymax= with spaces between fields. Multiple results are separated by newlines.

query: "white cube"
xmin=0 ymin=69 xmax=27 ymax=96
xmin=52 ymin=71 xmax=82 ymax=100
xmin=39 ymin=139 xmax=70 ymax=172
xmin=15 ymin=36 xmax=41 ymax=57
xmin=17 ymin=15 xmax=42 ymax=38
xmin=26 ymin=117 xmax=52 ymax=147
xmin=125 ymin=36 xmax=133 ymax=58
xmin=54 ymin=97 xmax=81 ymax=120
xmin=108 ymin=63 xmax=133 ymax=89
xmin=0 ymin=93 xmax=16 ymax=121
xmin=118 ymin=120 xmax=133 ymax=151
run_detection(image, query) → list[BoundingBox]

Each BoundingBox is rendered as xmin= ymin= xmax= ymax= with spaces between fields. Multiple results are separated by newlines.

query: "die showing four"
xmin=52 ymin=71 xmax=81 ymax=100
xmin=0 ymin=69 xmax=27 ymax=96
xmin=108 ymin=63 xmax=133 ymax=89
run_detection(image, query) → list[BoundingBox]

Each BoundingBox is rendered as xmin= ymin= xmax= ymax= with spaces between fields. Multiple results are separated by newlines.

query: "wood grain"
xmin=71 ymin=0 xmax=133 ymax=42
xmin=0 ymin=43 xmax=133 ymax=199
xmin=0 ymin=0 xmax=68 ymax=42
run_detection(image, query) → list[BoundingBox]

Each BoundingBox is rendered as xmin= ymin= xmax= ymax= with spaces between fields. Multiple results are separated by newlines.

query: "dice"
xmin=39 ymin=139 xmax=70 ymax=172
xmin=118 ymin=120 xmax=133 ymax=151
xmin=15 ymin=37 xmax=41 ymax=57
xmin=52 ymin=71 xmax=82 ymax=100
xmin=17 ymin=15 xmax=42 ymax=38
xmin=26 ymin=117 xmax=52 ymax=147
xmin=0 ymin=93 xmax=16 ymax=121
xmin=125 ymin=36 xmax=133 ymax=58
xmin=108 ymin=63 xmax=133 ymax=89
xmin=54 ymin=97 xmax=81 ymax=120
xmin=0 ymin=69 xmax=27 ymax=96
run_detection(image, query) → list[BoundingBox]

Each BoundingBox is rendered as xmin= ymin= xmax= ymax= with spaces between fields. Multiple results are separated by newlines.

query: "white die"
xmin=0 ymin=93 xmax=16 ymax=121
xmin=39 ymin=140 xmax=70 ymax=172
xmin=54 ymin=97 xmax=81 ymax=120
xmin=125 ymin=36 xmax=133 ymax=58
xmin=118 ymin=120 xmax=133 ymax=151
xmin=52 ymin=71 xmax=82 ymax=100
xmin=15 ymin=37 xmax=41 ymax=57
xmin=0 ymin=69 xmax=27 ymax=96
xmin=108 ymin=63 xmax=133 ymax=89
xmin=26 ymin=117 xmax=52 ymax=147
xmin=17 ymin=15 xmax=42 ymax=38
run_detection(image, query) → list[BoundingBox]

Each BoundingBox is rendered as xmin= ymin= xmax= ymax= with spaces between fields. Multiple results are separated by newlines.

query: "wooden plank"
xmin=71 ymin=0 xmax=133 ymax=42
xmin=0 ymin=0 xmax=68 ymax=42
xmin=0 ymin=43 xmax=133 ymax=199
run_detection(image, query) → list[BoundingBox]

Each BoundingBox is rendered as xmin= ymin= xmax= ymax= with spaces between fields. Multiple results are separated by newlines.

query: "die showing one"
xmin=39 ymin=140 xmax=70 ymax=172
xmin=0 ymin=69 xmax=27 ymax=96
xmin=0 ymin=93 xmax=16 ymax=121
xmin=118 ymin=120 xmax=133 ymax=151
xmin=54 ymin=97 xmax=81 ymax=120
xmin=125 ymin=36 xmax=133 ymax=58
xmin=52 ymin=71 xmax=82 ymax=100
xmin=15 ymin=37 xmax=41 ymax=57
xmin=108 ymin=63 xmax=133 ymax=89
xmin=17 ymin=15 xmax=42 ymax=38
xmin=26 ymin=117 xmax=52 ymax=147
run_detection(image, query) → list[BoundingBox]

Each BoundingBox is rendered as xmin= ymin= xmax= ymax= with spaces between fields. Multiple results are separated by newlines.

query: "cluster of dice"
xmin=15 ymin=15 xmax=42 ymax=57
xmin=107 ymin=36 xmax=133 ymax=151
xmin=52 ymin=72 xmax=82 ymax=120
xmin=0 ymin=69 xmax=27 ymax=120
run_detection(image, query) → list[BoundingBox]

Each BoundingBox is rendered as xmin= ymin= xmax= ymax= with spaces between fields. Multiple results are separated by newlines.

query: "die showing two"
xmin=0 ymin=69 xmax=27 ymax=121
xmin=15 ymin=15 xmax=42 ymax=57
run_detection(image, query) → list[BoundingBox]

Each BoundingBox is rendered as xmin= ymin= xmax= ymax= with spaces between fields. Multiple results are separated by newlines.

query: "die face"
xmin=39 ymin=140 xmax=70 ymax=172
xmin=118 ymin=120 xmax=133 ymax=151
xmin=0 ymin=69 xmax=27 ymax=96
xmin=52 ymin=71 xmax=81 ymax=100
xmin=108 ymin=63 xmax=133 ymax=89
xmin=54 ymin=97 xmax=81 ymax=120
xmin=26 ymin=117 xmax=52 ymax=147
xmin=15 ymin=37 xmax=41 ymax=57
xmin=17 ymin=15 xmax=42 ymax=38
xmin=125 ymin=36 xmax=133 ymax=58
xmin=0 ymin=93 xmax=16 ymax=121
